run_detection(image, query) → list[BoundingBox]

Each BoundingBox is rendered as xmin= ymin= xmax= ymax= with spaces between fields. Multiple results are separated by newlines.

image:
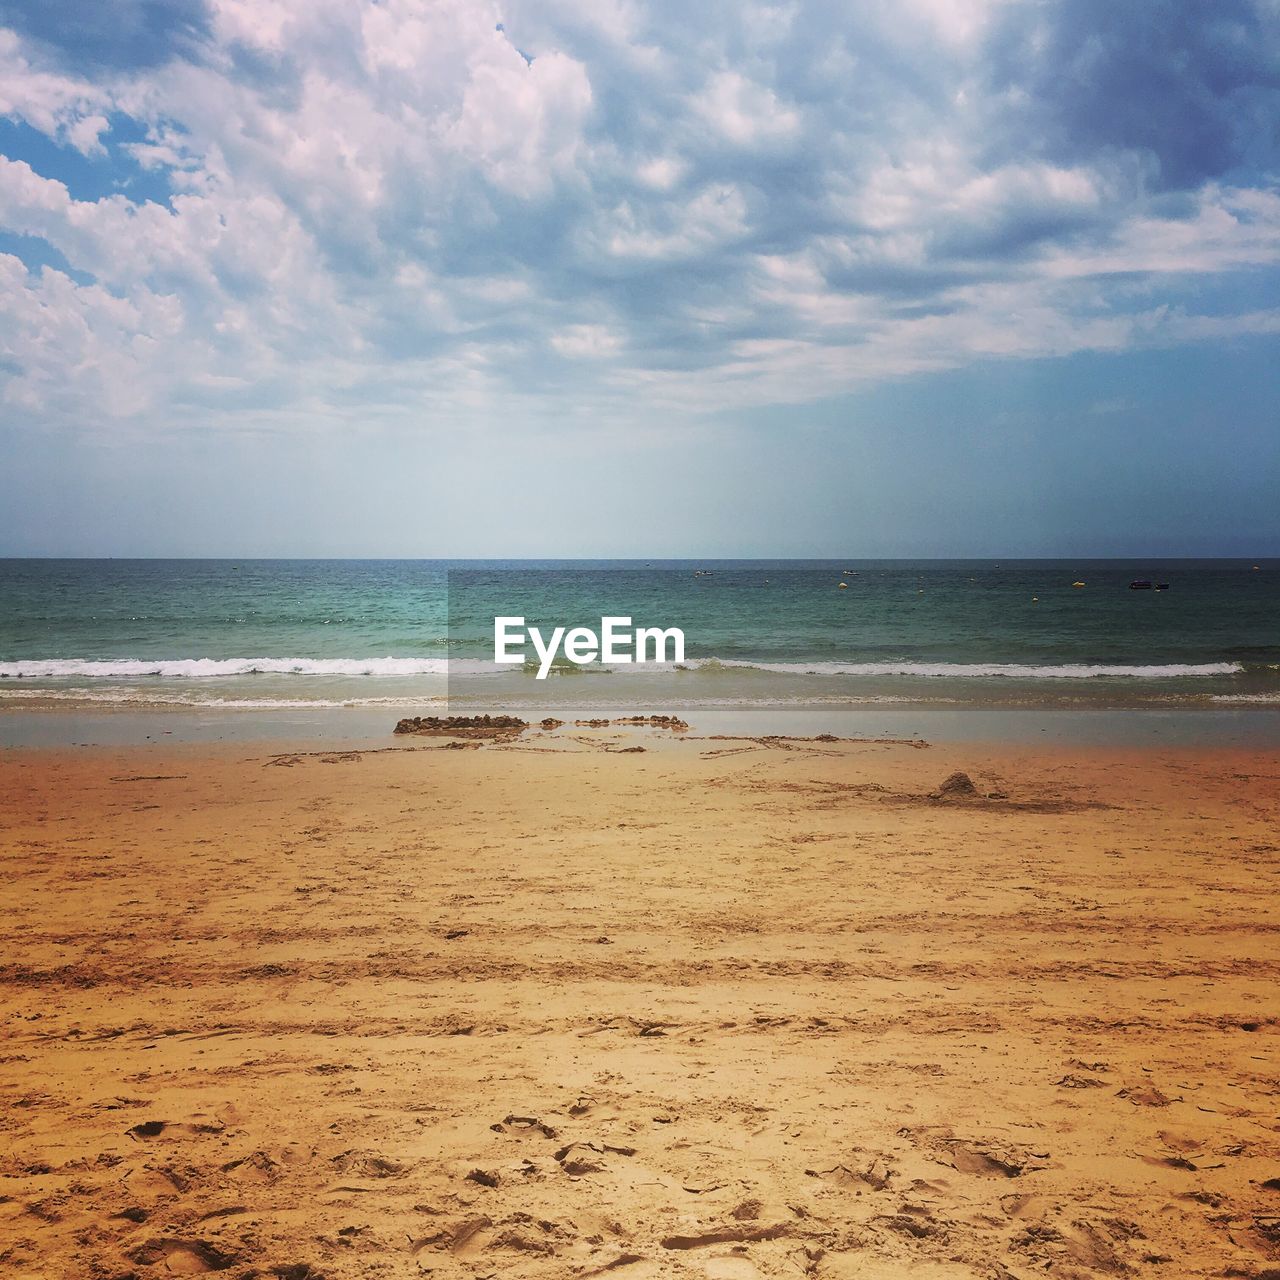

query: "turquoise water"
xmin=1 ymin=559 xmax=1277 ymax=712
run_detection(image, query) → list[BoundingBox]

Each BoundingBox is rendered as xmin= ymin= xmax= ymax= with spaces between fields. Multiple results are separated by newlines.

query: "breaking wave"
xmin=691 ymin=659 xmax=1244 ymax=679
xmin=0 ymin=657 xmax=457 ymax=679
xmin=0 ymin=656 xmax=1247 ymax=681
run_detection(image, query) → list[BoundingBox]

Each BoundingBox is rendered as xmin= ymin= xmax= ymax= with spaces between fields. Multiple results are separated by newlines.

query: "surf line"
xmin=494 ymin=616 xmax=685 ymax=680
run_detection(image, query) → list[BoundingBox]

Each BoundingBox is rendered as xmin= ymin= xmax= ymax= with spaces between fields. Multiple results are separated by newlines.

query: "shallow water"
xmin=1 ymin=558 xmax=1277 ymax=712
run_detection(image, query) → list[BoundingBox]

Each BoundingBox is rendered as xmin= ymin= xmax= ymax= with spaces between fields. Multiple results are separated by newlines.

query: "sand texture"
xmin=2 ymin=729 xmax=1279 ymax=1279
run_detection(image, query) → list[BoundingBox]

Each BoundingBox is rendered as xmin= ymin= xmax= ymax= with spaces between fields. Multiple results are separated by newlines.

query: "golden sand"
xmin=2 ymin=728 xmax=1278 ymax=1278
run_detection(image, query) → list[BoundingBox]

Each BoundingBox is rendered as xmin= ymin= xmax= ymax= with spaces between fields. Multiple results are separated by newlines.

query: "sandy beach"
xmin=2 ymin=725 xmax=1279 ymax=1279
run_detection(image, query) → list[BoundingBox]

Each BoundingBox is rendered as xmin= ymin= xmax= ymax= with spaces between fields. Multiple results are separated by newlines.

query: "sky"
xmin=0 ymin=0 xmax=1277 ymax=557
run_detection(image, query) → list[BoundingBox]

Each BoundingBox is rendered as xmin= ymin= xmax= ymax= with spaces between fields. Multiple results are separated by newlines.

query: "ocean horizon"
xmin=2 ymin=557 xmax=1276 ymax=714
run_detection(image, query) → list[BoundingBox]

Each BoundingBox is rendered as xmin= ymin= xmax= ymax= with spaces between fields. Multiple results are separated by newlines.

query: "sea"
xmin=1 ymin=560 xmax=1277 ymax=736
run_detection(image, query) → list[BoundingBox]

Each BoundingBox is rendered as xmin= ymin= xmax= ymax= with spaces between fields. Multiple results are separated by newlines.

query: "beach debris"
xmin=572 ymin=715 xmax=688 ymax=730
xmin=931 ymin=772 xmax=979 ymax=800
xmin=393 ymin=714 xmax=526 ymax=738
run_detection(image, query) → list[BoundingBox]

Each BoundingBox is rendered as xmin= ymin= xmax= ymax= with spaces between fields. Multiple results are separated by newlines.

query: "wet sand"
xmin=2 ymin=728 xmax=1279 ymax=1278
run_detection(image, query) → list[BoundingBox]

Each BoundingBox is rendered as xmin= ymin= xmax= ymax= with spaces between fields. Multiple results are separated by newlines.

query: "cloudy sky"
xmin=0 ymin=0 xmax=1277 ymax=556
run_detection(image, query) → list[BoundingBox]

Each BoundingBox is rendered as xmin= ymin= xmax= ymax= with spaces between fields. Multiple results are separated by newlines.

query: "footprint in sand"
xmin=129 ymin=1238 xmax=238 ymax=1273
xmin=127 ymin=1117 xmax=225 ymax=1141
xmin=330 ymin=1150 xmax=407 ymax=1179
xmin=128 ymin=1166 xmax=191 ymax=1197
xmin=221 ymin=1151 xmax=283 ymax=1184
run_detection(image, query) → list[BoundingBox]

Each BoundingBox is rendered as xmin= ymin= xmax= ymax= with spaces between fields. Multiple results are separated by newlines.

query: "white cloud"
xmin=550 ymin=323 xmax=622 ymax=358
xmin=1042 ymin=186 xmax=1280 ymax=278
xmin=0 ymin=29 xmax=108 ymax=144
xmin=65 ymin=113 xmax=110 ymax=156
xmin=0 ymin=1 xmax=1276 ymax=438
xmin=895 ymin=0 xmax=1012 ymax=47
xmin=634 ymin=155 xmax=687 ymax=191
xmin=691 ymin=71 xmax=801 ymax=149
xmin=597 ymin=183 xmax=749 ymax=262
xmin=207 ymin=0 xmax=296 ymax=53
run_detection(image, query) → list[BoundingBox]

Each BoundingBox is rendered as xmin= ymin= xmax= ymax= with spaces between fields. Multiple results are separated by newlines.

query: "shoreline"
xmin=4 ymin=699 xmax=1280 ymax=750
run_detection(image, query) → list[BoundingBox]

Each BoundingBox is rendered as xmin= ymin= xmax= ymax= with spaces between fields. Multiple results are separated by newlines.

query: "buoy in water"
xmin=838 ymin=582 xmax=848 ymax=589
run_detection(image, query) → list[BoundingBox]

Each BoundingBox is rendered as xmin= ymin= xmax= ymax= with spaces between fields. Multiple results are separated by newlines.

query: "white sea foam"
xmin=0 ymin=687 xmax=450 ymax=709
xmin=699 ymin=659 xmax=1244 ymax=679
xmin=0 ymin=656 xmax=1247 ymax=681
xmin=0 ymin=687 xmax=949 ymax=709
xmin=0 ymin=657 xmax=456 ymax=679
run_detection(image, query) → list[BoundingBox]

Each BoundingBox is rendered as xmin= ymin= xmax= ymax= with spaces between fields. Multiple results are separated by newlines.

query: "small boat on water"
xmin=1130 ymin=580 xmax=1152 ymax=590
